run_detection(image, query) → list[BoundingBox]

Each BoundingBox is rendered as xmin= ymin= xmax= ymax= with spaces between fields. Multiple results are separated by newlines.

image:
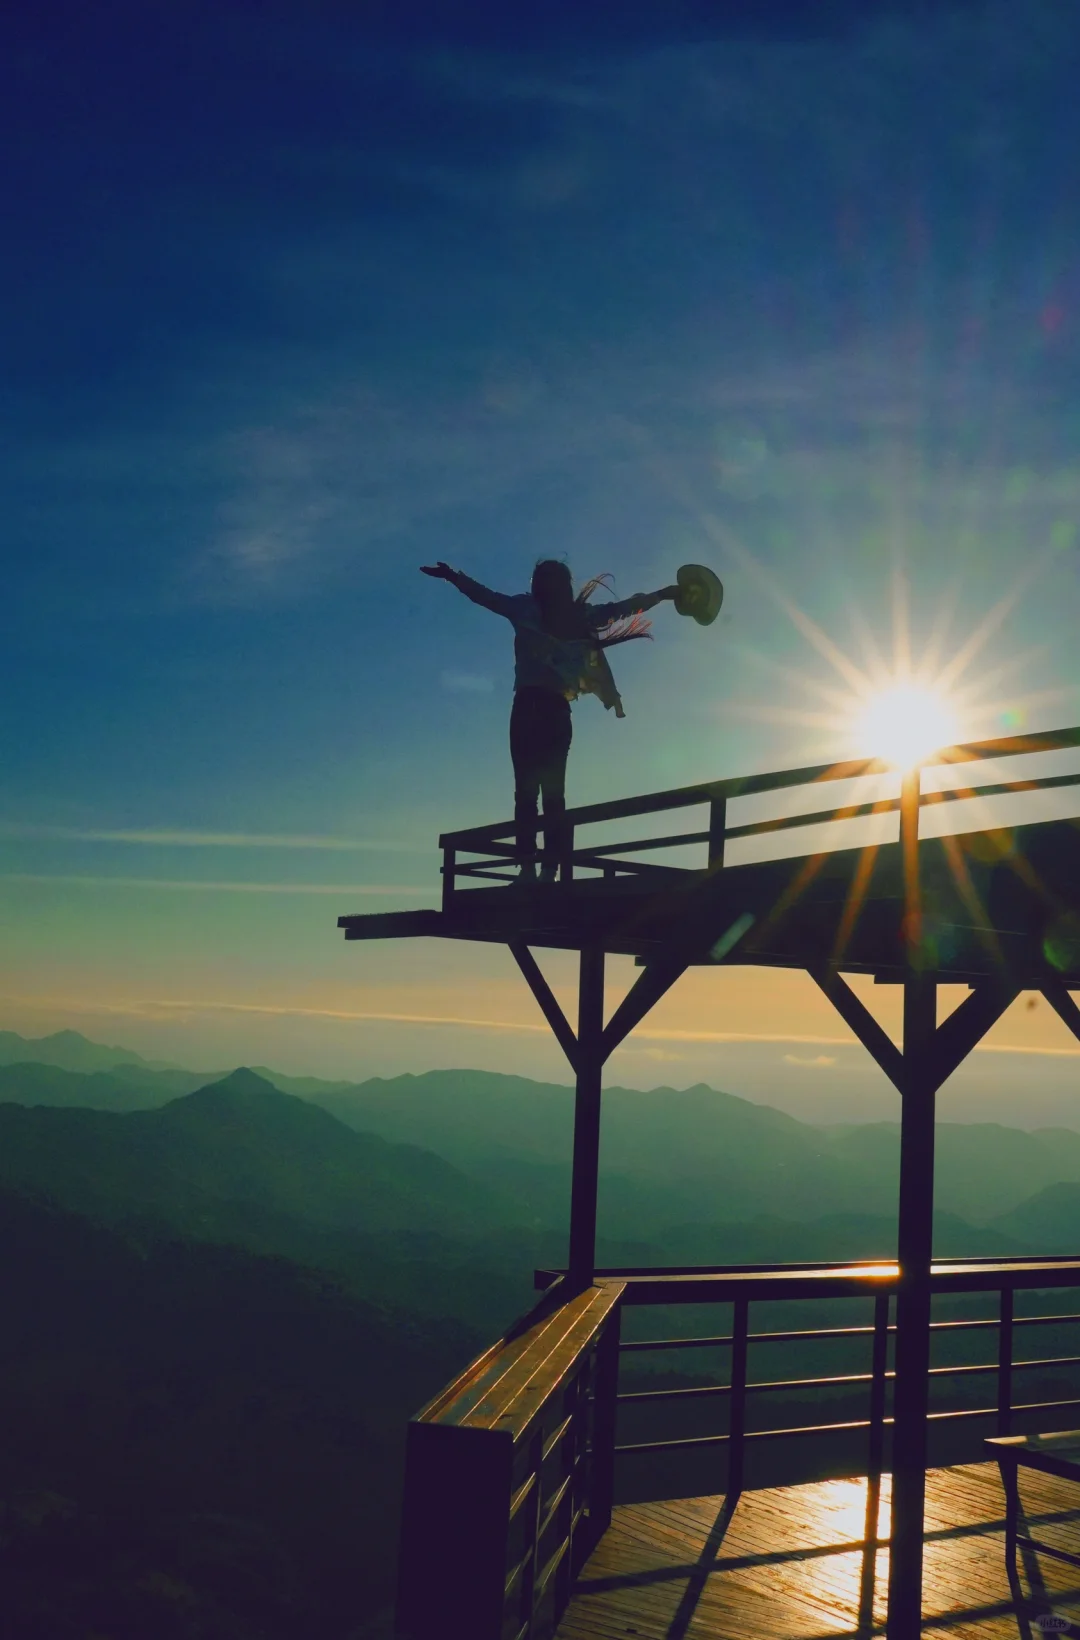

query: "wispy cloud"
xmin=971 ymin=1041 xmax=1080 ymax=1058
xmin=0 ymin=824 xmax=422 ymax=852
xmin=440 ymin=670 xmax=495 ymax=693
xmin=0 ymin=995 xmax=553 ymax=1031
xmin=0 ymin=875 xmax=428 ymax=896
xmin=199 ymin=380 xmax=617 ymax=600
xmin=3 ymin=992 xmax=1080 ymax=1066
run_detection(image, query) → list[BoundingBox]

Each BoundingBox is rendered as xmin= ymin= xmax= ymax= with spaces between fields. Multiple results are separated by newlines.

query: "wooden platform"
xmin=556 ymin=1463 xmax=1080 ymax=1638
xmin=340 ymin=815 xmax=1080 ymax=984
xmin=343 ymin=727 xmax=1080 ymax=983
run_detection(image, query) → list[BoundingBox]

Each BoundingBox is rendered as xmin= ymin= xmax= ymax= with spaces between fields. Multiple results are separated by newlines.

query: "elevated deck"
xmin=340 ymin=728 xmax=1080 ymax=984
xmin=557 ymin=1462 xmax=1080 ymax=1638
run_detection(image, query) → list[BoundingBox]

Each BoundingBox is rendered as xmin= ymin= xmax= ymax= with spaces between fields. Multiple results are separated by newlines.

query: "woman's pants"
xmin=509 ymin=687 xmax=572 ymax=865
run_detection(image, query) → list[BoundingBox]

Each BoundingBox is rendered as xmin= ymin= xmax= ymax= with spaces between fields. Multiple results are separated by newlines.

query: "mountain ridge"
xmin=6 ymin=1033 xmax=1080 ymax=1238
xmin=0 ymin=1069 xmax=531 ymax=1242
xmin=0 ymin=1027 xmax=181 ymax=1075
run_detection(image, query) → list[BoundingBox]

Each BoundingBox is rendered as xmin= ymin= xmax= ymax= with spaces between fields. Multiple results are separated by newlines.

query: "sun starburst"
xmin=852 ymin=681 xmax=960 ymax=770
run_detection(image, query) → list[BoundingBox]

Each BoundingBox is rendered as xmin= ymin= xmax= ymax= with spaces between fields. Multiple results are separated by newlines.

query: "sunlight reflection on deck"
xmin=557 ymin=1463 xmax=1080 ymax=1638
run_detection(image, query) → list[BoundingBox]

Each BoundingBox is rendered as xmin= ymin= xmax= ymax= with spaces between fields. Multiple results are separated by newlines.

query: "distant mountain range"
xmin=3 ymin=1026 xmax=1080 ymax=1272
xmin=0 ymin=1027 xmax=179 ymax=1074
xmin=304 ymin=1068 xmax=1080 ymax=1233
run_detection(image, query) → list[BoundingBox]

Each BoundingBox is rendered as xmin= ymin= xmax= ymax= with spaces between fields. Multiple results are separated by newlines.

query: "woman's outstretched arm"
xmin=420 ymin=562 xmax=518 ymax=617
xmin=590 ymin=584 xmax=679 ymax=623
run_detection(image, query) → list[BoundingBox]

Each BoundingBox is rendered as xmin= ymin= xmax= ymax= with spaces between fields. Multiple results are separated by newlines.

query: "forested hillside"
xmin=0 ymin=1187 xmax=476 ymax=1637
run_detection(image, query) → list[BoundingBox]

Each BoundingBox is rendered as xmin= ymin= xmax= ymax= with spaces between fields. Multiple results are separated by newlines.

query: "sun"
xmin=853 ymin=682 xmax=961 ymax=769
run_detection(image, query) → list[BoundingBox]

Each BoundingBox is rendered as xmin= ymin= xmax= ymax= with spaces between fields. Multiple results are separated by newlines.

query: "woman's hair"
xmin=531 ymin=559 xmax=652 ymax=647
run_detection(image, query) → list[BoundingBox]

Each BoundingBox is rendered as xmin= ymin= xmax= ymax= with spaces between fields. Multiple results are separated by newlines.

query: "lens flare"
xmin=854 ymin=683 xmax=960 ymax=769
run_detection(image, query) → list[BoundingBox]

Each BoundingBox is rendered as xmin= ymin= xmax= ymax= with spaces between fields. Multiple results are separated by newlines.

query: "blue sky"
xmin=5 ymin=0 xmax=1080 ymax=1099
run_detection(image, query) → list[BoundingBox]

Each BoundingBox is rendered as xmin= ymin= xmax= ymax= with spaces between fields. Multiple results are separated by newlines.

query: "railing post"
xmin=559 ymin=819 xmax=575 ymax=884
xmin=727 ymin=1297 xmax=749 ymax=1499
xmin=442 ymin=845 xmax=456 ymax=912
xmin=997 ymin=1286 xmax=1014 ymax=1436
xmin=708 ymin=794 xmax=727 ymax=871
xmin=582 ymin=1301 xmax=621 ymax=1563
xmin=868 ymin=1292 xmax=890 ymax=1481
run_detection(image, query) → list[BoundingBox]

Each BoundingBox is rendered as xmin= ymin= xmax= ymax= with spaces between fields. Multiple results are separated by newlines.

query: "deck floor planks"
xmin=557 ymin=1463 xmax=1080 ymax=1637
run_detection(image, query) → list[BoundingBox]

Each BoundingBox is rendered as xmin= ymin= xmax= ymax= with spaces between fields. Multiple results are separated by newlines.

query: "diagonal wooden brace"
xmin=509 ymin=940 xmax=579 ymax=1072
xmin=602 ymin=876 xmax=760 ymax=1061
xmin=926 ymin=979 xmax=1019 ymax=1094
xmin=1040 ymin=977 xmax=1080 ymax=1048
xmin=600 ymin=952 xmax=688 ymax=1062
xmin=810 ymin=966 xmax=907 ymax=1092
xmin=813 ymin=968 xmax=1021 ymax=1101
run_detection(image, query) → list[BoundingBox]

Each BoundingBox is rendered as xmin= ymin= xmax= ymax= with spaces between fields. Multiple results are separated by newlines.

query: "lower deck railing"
xmin=397 ymin=1255 xmax=1080 ymax=1640
xmin=596 ymin=1256 xmax=1080 ymax=1501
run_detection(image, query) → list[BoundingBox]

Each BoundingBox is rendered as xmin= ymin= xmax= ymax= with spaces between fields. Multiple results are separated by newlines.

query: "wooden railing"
xmin=396 ymin=1256 xmax=1080 ymax=1636
xmin=438 ymin=724 xmax=1080 ymax=898
xmin=536 ymin=1255 xmax=1080 ymax=1498
xmin=395 ymin=1281 xmax=622 ymax=1640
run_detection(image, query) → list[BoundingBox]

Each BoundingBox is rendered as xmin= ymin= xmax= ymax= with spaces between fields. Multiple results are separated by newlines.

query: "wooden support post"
xmin=888 ymin=764 xmax=933 ymax=1640
xmin=805 ymin=772 xmax=1022 ymax=1637
xmin=888 ymin=970 xmax=935 ymax=1638
xmin=568 ymin=947 xmax=605 ymax=1287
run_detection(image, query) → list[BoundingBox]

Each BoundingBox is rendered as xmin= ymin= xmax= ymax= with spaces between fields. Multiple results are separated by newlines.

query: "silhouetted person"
xmin=421 ymin=559 xmax=678 ymax=881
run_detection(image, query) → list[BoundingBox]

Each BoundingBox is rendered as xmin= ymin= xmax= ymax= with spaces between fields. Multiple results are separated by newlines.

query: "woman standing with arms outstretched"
xmin=421 ymin=559 xmax=679 ymax=882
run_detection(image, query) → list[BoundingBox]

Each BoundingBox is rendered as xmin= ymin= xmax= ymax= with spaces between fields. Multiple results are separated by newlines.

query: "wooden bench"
xmin=985 ymin=1431 xmax=1080 ymax=1598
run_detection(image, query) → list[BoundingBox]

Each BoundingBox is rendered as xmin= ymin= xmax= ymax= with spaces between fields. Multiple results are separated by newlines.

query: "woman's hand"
xmin=420 ymin=561 xmax=454 ymax=579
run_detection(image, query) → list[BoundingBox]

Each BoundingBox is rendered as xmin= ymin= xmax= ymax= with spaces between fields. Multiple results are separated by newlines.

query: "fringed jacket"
xmin=447 ymin=572 xmax=668 ymax=719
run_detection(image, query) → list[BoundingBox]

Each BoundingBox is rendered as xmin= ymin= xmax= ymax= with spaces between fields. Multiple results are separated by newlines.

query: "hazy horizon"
xmin=5 ymin=1011 xmax=1080 ymax=1131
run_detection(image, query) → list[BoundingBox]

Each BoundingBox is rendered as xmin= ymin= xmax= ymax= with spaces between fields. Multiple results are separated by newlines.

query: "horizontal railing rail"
xmin=553 ymin=1257 xmax=1080 ymax=1497
xmin=438 ymin=722 xmax=1080 ymax=898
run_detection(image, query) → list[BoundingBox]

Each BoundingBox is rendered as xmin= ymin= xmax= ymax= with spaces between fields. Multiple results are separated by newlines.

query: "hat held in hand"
xmin=675 ymin=563 xmax=724 ymax=626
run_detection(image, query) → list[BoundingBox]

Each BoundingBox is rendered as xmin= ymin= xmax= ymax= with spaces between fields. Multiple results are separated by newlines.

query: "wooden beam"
xmin=509 ymin=941 xmax=578 ymax=1072
xmin=809 ymin=966 xmax=906 ymax=1092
